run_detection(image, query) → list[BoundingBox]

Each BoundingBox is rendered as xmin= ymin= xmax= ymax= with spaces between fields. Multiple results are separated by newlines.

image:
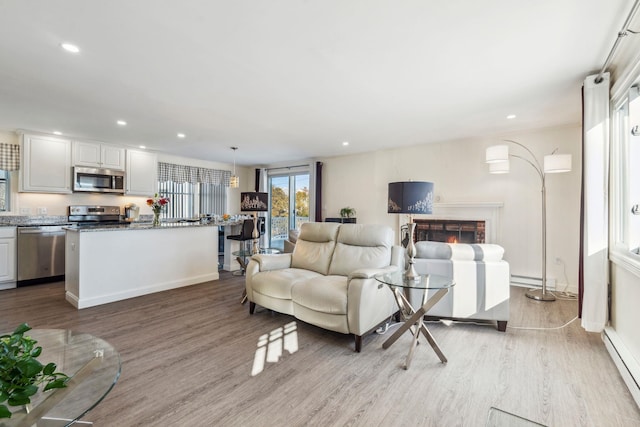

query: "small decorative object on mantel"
xmin=146 ymin=193 xmax=170 ymax=226
xmin=0 ymin=323 xmax=69 ymax=419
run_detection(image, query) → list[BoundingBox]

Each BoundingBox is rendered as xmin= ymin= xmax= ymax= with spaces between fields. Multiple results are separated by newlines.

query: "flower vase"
xmin=152 ymin=211 xmax=161 ymax=226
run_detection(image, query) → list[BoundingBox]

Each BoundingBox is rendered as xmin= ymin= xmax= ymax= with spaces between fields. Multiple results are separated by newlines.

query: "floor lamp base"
xmin=525 ymin=288 xmax=556 ymax=302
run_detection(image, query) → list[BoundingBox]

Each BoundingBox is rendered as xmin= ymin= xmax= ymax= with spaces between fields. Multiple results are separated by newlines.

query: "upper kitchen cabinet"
xmin=20 ymin=134 xmax=72 ymax=193
xmin=73 ymin=141 xmax=125 ymax=170
xmin=126 ymin=149 xmax=157 ymax=195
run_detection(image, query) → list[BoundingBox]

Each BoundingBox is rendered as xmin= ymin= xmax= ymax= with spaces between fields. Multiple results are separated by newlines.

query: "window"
xmin=158 ymin=181 xmax=227 ymax=219
xmin=612 ymin=82 xmax=640 ymax=255
xmin=0 ymin=170 xmax=9 ymax=212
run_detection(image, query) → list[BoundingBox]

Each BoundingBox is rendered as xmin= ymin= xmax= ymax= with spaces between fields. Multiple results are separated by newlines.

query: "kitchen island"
xmin=65 ymin=222 xmax=220 ymax=309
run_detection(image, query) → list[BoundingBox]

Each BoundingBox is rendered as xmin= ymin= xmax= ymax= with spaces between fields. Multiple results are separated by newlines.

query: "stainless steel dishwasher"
xmin=17 ymin=225 xmax=66 ymax=285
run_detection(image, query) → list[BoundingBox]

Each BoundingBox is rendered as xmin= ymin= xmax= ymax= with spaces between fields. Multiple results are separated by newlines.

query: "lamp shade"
xmin=388 ymin=181 xmax=434 ymax=214
xmin=543 ymin=154 xmax=572 ymax=173
xmin=489 ymin=160 xmax=510 ymax=174
xmin=240 ymin=192 xmax=268 ymax=212
xmin=486 ymin=145 xmax=509 ymax=163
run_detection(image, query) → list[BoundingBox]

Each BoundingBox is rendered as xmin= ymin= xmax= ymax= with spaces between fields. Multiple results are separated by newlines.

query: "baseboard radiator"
xmin=603 ymin=327 xmax=640 ymax=408
xmin=509 ymin=274 xmax=556 ymax=290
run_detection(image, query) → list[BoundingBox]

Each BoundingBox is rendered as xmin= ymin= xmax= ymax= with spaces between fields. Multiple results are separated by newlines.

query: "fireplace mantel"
xmin=397 ymin=201 xmax=504 ymax=244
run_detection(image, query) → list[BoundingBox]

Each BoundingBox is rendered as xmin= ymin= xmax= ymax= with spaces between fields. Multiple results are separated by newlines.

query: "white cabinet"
xmin=126 ymin=149 xmax=157 ymax=195
xmin=73 ymin=141 xmax=125 ymax=170
xmin=0 ymin=227 xmax=16 ymax=288
xmin=20 ymin=134 xmax=72 ymax=193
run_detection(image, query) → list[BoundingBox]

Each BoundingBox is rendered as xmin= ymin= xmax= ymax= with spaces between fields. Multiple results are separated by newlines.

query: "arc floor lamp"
xmin=485 ymin=140 xmax=571 ymax=301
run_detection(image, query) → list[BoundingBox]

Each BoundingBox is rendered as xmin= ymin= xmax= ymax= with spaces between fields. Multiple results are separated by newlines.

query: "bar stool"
xmin=227 ymin=219 xmax=255 ymax=274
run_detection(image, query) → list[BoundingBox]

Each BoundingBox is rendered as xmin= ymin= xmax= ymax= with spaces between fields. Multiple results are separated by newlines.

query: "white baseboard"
xmin=509 ymin=274 xmax=578 ymax=294
xmin=66 ymin=273 xmax=219 ymax=309
xmin=603 ymin=327 xmax=640 ymax=408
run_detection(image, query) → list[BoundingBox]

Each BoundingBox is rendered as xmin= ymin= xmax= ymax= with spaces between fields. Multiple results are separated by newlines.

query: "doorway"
xmin=268 ymin=172 xmax=310 ymax=250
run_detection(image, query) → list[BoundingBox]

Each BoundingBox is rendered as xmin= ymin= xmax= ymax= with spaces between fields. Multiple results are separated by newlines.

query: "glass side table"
xmin=1 ymin=329 xmax=121 ymax=426
xmin=374 ymin=271 xmax=455 ymax=369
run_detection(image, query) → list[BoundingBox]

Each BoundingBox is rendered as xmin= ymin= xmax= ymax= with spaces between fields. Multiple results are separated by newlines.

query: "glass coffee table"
xmin=1 ymin=329 xmax=121 ymax=426
xmin=374 ymin=271 xmax=454 ymax=369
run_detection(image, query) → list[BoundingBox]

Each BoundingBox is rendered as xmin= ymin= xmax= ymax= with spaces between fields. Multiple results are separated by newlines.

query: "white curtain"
xmin=258 ymin=168 xmax=268 ymax=247
xmin=258 ymin=168 xmax=267 ymax=192
xmin=581 ymin=73 xmax=610 ymax=332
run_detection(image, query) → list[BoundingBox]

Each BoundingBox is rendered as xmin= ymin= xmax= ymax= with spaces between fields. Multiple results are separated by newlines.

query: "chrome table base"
xmin=383 ymin=287 xmax=450 ymax=369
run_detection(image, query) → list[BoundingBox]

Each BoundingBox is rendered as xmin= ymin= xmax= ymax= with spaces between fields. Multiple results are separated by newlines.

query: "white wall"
xmin=319 ymin=124 xmax=582 ymax=292
xmin=0 ymin=130 xmax=249 ymax=217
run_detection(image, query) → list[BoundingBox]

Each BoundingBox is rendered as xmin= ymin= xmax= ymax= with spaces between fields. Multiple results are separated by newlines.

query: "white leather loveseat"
xmin=245 ymin=222 xmax=403 ymax=352
xmin=412 ymin=241 xmax=510 ymax=331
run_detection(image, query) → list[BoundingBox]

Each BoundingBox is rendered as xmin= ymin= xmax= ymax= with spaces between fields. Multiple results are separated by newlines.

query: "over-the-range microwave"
xmin=73 ymin=166 xmax=125 ymax=194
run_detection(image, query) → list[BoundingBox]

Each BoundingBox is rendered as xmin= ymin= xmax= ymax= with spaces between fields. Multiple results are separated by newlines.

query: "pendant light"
xmin=230 ymin=147 xmax=239 ymax=188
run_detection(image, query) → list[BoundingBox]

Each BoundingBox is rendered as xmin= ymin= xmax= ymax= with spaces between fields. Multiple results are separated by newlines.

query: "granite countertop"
xmin=0 ymin=215 xmax=71 ymax=227
xmin=0 ymin=215 xmax=246 ymax=230
xmin=65 ymin=219 xmax=243 ymax=232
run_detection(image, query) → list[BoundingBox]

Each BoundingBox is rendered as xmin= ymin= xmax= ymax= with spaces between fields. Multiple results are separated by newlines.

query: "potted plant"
xmin=0 ymin=323 xmax=69 ymax=419
xmin=340 ymin=207 xmax=356 ymax=219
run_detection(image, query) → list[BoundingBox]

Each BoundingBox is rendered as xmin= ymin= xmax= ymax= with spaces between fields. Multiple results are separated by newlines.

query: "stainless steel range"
xmin=68 ymin=205 xmax=125 ymax=227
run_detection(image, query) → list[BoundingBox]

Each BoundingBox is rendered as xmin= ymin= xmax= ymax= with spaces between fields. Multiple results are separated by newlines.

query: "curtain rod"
xmin=595 ymin=0 xmax=640 ymax=84
xmin=266 ymin=164 xmax=310 ymax=171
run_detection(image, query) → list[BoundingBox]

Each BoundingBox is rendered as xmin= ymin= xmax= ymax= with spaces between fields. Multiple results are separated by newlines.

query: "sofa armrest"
xmin=348 ymin=265 xmax=399 ymax=280
xmin=250 ymin=253 xmax=292 ymax=271
xmin=347 ymin=275 xmax=397 ymax=335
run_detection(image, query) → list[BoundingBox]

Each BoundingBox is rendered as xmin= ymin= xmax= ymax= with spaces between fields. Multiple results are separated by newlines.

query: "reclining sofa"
xmin=245 ymin=222 xmax=403 ymax=352
xmin=412 ymin=241 xmax=510 ymax=331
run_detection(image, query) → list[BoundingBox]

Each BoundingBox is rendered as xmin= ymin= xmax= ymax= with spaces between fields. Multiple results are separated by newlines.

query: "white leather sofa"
xmin=245 ymin=222 xmax=403 ymax=352
xmin=412 ymin=241 xmax=510 ymax=331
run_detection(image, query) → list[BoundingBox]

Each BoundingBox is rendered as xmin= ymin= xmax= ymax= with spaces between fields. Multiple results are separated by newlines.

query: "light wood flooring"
xmin=1 ymin=273 xmax=639 ymax=426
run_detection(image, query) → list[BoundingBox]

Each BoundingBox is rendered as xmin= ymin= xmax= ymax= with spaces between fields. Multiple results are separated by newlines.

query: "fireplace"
xmin=413 ymin=219 xmax=485 ymax=244
xmin=396 ymin=202 xmax=502 ymax=245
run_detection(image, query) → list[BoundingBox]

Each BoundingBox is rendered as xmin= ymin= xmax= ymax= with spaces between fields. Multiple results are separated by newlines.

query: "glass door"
xmin=268 ymin=172 xmax=310 ymax=250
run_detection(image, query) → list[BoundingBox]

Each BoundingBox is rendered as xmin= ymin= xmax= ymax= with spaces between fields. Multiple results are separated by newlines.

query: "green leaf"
xmin=0 ymin=404 xmax=11 ymax=419
xmin=13 ymin=323 xmax=31 ymax=335
xmin=42 ymin=362 xmax=57 ymax=375
xmin=43 ymin=378 xmax=67 ymax=391
xmin=7 ymin=394 xmax=30 ymax=406
xmin=21 ymin=385 xmax=38 ymax=397
xmin=30 ymin=346 xmax=42 ymax=358
xmin=16 ymin=359 xmax=43 ymax=378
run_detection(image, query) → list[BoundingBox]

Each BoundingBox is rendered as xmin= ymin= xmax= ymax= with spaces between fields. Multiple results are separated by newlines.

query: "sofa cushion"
xmin=291 ymin=222 xmax=340 ymax=275
xmin=415 ymin=241 xmax=505 ymax=262
xmin=251 ymin=268 xmax=322 ymax=300
xmin=328 ymin=224 xmax=393 ymax=276
xmin=291 ymin=275 xmax=348 ymax=315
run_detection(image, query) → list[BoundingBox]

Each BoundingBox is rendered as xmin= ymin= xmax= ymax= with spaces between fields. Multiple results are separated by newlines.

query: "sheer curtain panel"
xmin=580 ymin=73 xmax=610 ymax=332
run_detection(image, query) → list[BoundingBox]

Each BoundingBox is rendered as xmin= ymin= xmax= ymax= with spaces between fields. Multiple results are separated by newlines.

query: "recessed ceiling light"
xmin=342 ymin=141 xmax=349 ymax=146
xmin=53 ymin=131 xmax=62 ymax=135
xmin=177 ymin=133 xmax=186 ymax=138
xmin=117 ymin=120 xmax=127 ymax=126
xmin=60 ymin=43 xmax=80 ymax=54
xmin=139 ymin=145 xmax=146 ymax=149
xmin=506 ymin=114 xmax=516 ymax=119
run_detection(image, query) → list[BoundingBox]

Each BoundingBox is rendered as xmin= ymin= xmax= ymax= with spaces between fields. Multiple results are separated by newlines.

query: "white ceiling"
xmin=0 ymin=1 xmax=631 ymax=165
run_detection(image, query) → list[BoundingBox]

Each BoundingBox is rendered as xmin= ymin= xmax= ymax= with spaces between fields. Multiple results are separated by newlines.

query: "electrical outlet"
xmin=19 ymin=207 xmax=30 ymax=215
xmin=36 ymin=207 xmax=47 ymax=215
